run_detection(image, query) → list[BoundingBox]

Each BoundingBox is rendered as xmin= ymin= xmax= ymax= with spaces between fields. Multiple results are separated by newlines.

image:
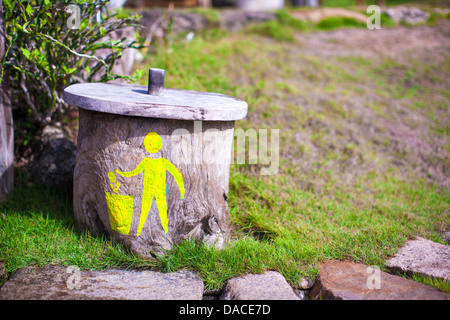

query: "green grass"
xmin=185 ymin=7 xmax=221 ymax=25
xmin=316 ymin=16 xmax=366 ymax=30
xmin=0 ymin=180 xmax=151 ymax=285
xmin=276 ymin=9 xmax=311 ymax=31
xmin=246 ymin=20 xmax=297 ymax=42
xmin=1 ymin=11 xmax=449 ymax=293
xmin=2 ymin=169 xmax=448 ymax=291
xmin=408 ymin=273 xmax=450 ymax=292
xmin=246 ymin=9 xmax=383 ymax=40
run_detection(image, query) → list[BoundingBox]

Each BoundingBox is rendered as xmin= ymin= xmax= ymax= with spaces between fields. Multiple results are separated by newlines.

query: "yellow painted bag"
xmin=105 ymin=192 xmax=134 ymax=235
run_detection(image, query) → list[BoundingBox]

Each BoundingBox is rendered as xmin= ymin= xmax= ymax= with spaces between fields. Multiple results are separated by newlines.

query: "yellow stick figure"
xmin=115 ymin=132 xmax=185 ymax=236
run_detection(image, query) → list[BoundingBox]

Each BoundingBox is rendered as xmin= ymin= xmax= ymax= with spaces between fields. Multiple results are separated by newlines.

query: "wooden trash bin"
xmin=64 ymin=69 xmax=247 ymax=256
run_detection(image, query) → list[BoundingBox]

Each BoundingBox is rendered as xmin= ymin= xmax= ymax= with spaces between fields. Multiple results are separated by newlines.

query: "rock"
xmin=383 ymin=6 xmax=430 ymax=25
xmin=220 ymin=11 xmax=277 ymax=32
xmin=172 ymin=12 xmax=209 ymax=34
xmin=139 ymin=10 xmax=210 ymax=37
xmin=26 ymin=125 xmax=76 ymax=188
xmin=299 ymin=278 xmax=314 ymax=289
xmin=0 ymin=265 xmax=204 ymax=300
xmin=139 ymin=9 xmax=277 ymax=35
xmin=432 ymin=8 xmax=450 ymax=15
xmin=294 ymin=289 xmax=309 ymax=300
xmin=386 ymin=237 xmax=450 ymax=281
xmin=220 ymin=271 xmax=299 ymax=300
xmin=309 ymin=261 xmax=449 ymax=300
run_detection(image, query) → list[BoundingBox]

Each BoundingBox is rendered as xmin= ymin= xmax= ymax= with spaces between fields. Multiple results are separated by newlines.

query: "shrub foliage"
xmin=1 ymin=0 xmax=142 ymax=127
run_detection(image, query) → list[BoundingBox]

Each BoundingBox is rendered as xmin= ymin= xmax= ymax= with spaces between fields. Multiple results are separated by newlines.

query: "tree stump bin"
xmin=64 ymin=69 xmax=247 ymax=256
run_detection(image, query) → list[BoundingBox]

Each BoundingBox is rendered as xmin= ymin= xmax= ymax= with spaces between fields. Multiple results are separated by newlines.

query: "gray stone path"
xmin=386 ymin=237 xmax=450 ymax=281
xmin=309 ymin=260 xmax=449 ymax=300
xmin=0 ymin=237 xmax=448 ymax=300
xmin=0 ymin=265 xmax=204 ymax=300
xmin=220 ymin=271 xmax=300 ymax=300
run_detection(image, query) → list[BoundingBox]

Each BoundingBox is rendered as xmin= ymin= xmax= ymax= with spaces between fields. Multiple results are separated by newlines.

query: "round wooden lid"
xmin=63 ymin=83 xmax=248 ymax=121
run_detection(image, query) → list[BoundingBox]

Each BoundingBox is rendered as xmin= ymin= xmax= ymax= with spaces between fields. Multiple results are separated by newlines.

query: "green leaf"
xmin=15 ymin=22 xmax=23 ymax=32
xmin=22 ymin=21 xmax=31 ymax=32
xmin=79 ymin=18 xmax=89 ymax=31
xmin=20 ymin=48 xmax=31 ymax=60
xmin=99 ymin=27 xmax=106 ymax=36
xmin=26 ymin=4 xmax=34 ymax=16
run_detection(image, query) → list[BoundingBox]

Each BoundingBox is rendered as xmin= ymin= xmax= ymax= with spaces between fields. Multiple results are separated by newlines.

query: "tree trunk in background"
xmin=377 ymin=0 xmax=386 ymax=8
xmin=0 ymin=0 xmax=14 ymax=201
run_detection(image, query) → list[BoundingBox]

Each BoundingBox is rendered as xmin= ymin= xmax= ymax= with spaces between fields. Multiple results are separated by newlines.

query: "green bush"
xmin=1 ymin=0 xmax=142 ymax=130
xmin=316 ymin=16 xmax=366 ymax=30
xmin=275 ymin=9 xmax=309 ymax=31
xmin=246 ymin=20 xmax=296 ymax=42
xmin=379 ymin=13 xmax=397 ymax=27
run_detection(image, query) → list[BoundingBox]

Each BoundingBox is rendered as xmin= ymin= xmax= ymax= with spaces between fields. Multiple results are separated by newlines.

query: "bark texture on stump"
xmin=74 ymin=109 xmax=235 ymax=256
xmin=0 ymin=0 xmax=14 ymax=201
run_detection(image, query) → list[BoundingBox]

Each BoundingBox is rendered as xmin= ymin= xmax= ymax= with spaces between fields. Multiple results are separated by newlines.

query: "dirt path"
xmin=296 ymin=20 xmax=450 ymax=61
xmin=254 ymin=20 xmax=450 ymax=190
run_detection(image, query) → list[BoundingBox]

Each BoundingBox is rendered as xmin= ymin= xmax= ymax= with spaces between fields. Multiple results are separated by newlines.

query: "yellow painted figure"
xmin=115 ymin=132 xmax=185 ymax=236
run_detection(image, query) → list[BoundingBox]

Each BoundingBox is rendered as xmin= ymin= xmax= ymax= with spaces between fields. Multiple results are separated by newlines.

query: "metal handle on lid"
xmin=148 ymin=68 xmax=165 ymax=96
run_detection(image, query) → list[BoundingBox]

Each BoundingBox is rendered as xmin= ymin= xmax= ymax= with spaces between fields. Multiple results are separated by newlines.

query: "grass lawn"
xmin=1 ymin=11 xmax=449 ymax=292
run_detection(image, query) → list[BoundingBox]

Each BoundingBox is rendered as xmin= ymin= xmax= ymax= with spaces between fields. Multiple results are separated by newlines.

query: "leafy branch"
xmin=2 ymin=0 xmax=144 ymax=128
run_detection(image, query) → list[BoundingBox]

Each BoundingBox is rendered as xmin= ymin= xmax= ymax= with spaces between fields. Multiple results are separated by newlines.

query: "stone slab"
xmin=309 ymin=261 xmax=449 ymax=300
xmin=0 ymin=265 xmax=204 ymax=300
xmin=386 ymin=237 xmax=450 ymax=281
xmin=220 ymin=271 xmax=300 ymax=300
xmin=64 ymin=83 xmax=248 ymax=121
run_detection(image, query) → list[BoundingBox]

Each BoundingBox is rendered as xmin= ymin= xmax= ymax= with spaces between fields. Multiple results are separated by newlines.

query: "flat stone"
xmin=220 ymin=11 xmax=277 ymax=32
xmin=383 ymin=6 xmax=430 ymax=24
xmin=0 ymin=265 xmax=204 ymax=300
xmin=299 ymin=278 xmax=314 ymax=289
xmin=220 ymin=271 xmax=299 ymax=300
xmin=309 ymin=261 xmax=449 ymax=300
xmin=386 ymin=237 xmax=450 ymax=281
